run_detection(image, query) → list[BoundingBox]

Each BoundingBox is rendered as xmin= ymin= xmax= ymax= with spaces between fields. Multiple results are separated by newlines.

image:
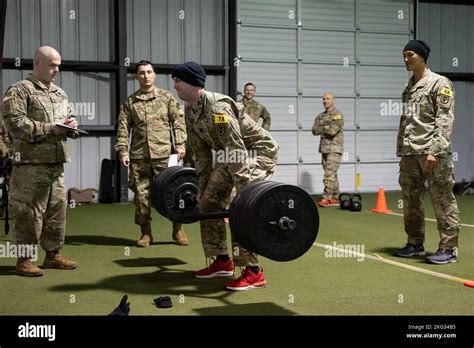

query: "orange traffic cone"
xmin=371 ymin=188 xmax=392 ymax=213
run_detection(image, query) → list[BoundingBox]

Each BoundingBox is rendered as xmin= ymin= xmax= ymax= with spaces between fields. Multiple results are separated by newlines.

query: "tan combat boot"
xmin=16 ymin=258 xmax=44 ymax=277
xmin=172 ymin=223 xmax=189 ymax=246
xmin=42 ymin=251 xmax=77 ymax=269
xmin=136 ymin=223 xmax=153 ymax=247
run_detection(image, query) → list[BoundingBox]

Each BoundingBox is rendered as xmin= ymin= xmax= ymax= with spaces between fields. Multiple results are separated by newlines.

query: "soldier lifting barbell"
xmin=170 ymin=61 xmax=318 ymax=290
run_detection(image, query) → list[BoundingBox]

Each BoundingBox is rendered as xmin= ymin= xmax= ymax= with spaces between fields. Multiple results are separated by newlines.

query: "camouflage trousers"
xmin=129 ymin=158 xmax=182 ymax=232
xmin=9 ymin=164 xmax=67 ymax=253
xmin=399 ymin=155 xmax=460 ymax=249
xmin=322 ymin=152 xmax=341 ymax=200
xmin=0 ymin=138 xmax=9 ymax=157
xmin=200 ymin=164 xmax=274 ymax=267
xmin=226 ymin=163 xmax=271 ymax=208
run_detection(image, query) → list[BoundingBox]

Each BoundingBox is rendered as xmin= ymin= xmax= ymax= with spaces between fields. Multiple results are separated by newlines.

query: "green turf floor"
xmin=0 ymin=191 xmax=473 ymax=316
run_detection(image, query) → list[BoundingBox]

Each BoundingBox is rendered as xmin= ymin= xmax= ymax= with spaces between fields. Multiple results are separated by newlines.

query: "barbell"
xmin=151 ymin=166 xmax=319 ymax=262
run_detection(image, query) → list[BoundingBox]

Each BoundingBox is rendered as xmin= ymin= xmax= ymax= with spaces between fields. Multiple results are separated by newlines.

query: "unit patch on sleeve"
xmin=2 ymin=96 xmax=13 ymax=114
xmin=439 ymin=87 xmax=453 ymax=105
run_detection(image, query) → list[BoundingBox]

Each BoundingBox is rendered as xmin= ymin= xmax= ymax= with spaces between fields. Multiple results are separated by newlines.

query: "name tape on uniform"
xmin=214 ymin=114 xmax=229 ymax=124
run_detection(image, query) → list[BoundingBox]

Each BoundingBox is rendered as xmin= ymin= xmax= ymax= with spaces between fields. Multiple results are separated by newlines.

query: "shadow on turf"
xmin=48 ymin=270 xmax=297 ymax=314
xmin=114 ymin=257 xmax=187 ymax=268
xmin=194 ymin=302 xmax=296 ymax=315
xmin=46 ymin=256 xmax=282 ymax=309
xmin=47 ymin=270 xmax=234 ymax=299
xmin=373 ymin=247 xmax=436 ymax=260
xmin=65 ymin=235 xmax=176 ymax=247
xmin=66 ymin=235 xmax=135 ymax=246
xmin=0 ymin=265 xmax=15 ymax=276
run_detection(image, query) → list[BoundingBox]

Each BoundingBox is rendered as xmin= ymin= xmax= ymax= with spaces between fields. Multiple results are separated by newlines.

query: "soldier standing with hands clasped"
xmin=312 ymin=93 xmax=344 ymax=207
xmin=115 ymin=60 xmax=189 ymax=248
xmin=395 ymin=40 xmax=460 ymax=264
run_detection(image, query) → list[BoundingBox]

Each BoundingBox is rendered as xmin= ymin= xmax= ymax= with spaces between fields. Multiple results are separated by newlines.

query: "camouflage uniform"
xmin=312 ymin=108 xmax=344 ymax=200
xmin=186 ymin=91 xmax=278 ymax=267
xmin=115 ymin=87 xmax=187 ymax=229
xmin=2 ymin=73 xmax=78 ymax=253
xmin=0 ymin=120 xmax=12 ymax=156
xmin=238 ymin=98 xmax=271 ymax=130
xmin=397 ymin=69 xmax=460 ymax=250
xmin=183 ymin=141 xmax=194 ymax=168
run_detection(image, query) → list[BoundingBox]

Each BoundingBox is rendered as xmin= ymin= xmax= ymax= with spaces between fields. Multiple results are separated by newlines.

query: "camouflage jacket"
xmin=2 ymin=73 xmax=78 ymax=164
xmin=238 ymin=98 xmax=271 ymax=130
xmin=311 ymin=108 xmax=344 ymax=154
xmin=0 ymin=119 xmax=12 ymax=156
xmin=397 ymin=69 xmax=454 ymax=158
xmin=186 ymin=91 xmax=278 ymax=193
xmin=115 ymin=87 xmax=186 ymax=160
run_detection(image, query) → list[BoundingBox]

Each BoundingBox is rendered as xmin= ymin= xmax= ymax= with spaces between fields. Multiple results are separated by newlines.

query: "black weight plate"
xmin=229 ymin=181 xmax=281 ymax=252
xmin=240 ymin=181 xmax=280 ymax=249
xmin=169 ymin=177 xmax=199 ymax=223
xmin=239 ymin=181 xmax=283 ymax=253
xmin=152 ymin=166 xmax=199 ymax=223
xmin=153 ymin=166 xmax=179 ymax=217
xmin=229 ymin=181 xmax=278 ymax=251
xmin=245 ymin=183 xmax=319 ymax=261
xmin=164 ymin=173 xmax=199 ymax=223
xmin=152 ymin=166 xmax=184 ymax=214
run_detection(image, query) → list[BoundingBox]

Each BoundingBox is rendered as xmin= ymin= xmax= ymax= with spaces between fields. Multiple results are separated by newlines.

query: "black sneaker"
xmin=426 ymin=249 xmax=458 ymax=264
xmin=395 ymin=243 xmax=425 ymax=257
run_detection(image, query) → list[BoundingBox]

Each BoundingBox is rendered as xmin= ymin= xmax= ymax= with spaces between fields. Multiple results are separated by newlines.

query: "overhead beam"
xmin=228 ymin=0 xmax=237 ymax=100
xmin=114 ymin=0 xmax=128 ymax=203
xmin=0 ymin=0 xmax=8 ymax=94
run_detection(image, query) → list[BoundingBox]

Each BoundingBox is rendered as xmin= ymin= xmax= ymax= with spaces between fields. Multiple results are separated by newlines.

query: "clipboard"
xmin=55 ymin=123 xmax=89 ymax=135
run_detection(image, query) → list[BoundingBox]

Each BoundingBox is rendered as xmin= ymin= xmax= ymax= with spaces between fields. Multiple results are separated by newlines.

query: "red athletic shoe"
xmin=318 ymin=199 xmax=331 ymax=207
xmin=195 ymin=258 xmax=234 ymax=278
xmin=329 ymin=198 xmax=340 ymax=206
xmin=225 ymin=267 xmax=267 ymax=291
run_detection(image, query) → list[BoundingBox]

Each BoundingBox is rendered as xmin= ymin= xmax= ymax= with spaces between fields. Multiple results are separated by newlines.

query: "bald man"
xmin=2 ymin=46 xmax=79 ymax=276
xmin=312 ymin=93 xmax=344 ymax=207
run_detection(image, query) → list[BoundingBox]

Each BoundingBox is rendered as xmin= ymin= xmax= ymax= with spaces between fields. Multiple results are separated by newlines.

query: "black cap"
xmin=403 ymin=40 xmax=430 ymax=62
xmin=171 ymin=61 xmax=206 ymax=87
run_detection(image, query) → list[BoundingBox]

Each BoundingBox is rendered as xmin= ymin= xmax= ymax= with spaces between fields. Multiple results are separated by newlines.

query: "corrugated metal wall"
xmin=126 ymin=3 xmax=228 ymax=96
xmin=2 ymin=0 xmax=227 ymax=194
xmin=451 ymin=81 xmax=474 ymax=182
xmin=236 ymin=0 xmax=413 ymax=193
xmin=418 ymin=1 xmax=474 ymax=182
xmin=126 ymin=0 xmax=225 ymax=66
xmin=4 ymin=0 xmax=112 ymax=61
xmin=417 ymin=2 xmax=474 ymax=73
xmin=125 ymin=0 xmax=227 ymax=199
